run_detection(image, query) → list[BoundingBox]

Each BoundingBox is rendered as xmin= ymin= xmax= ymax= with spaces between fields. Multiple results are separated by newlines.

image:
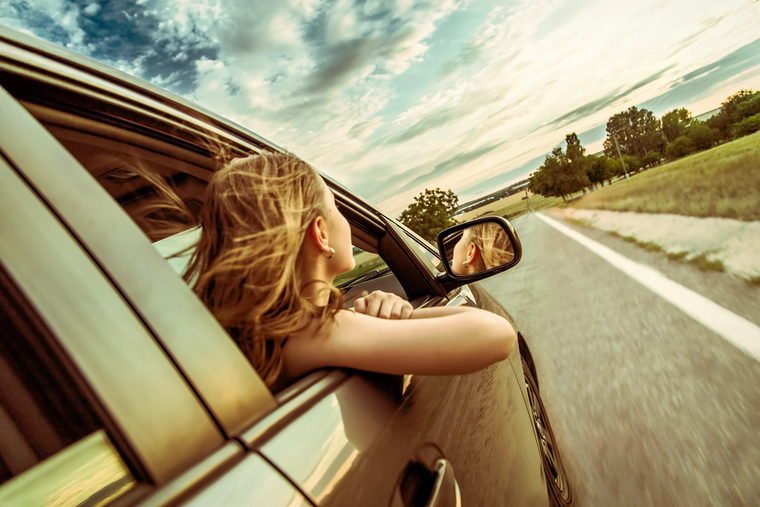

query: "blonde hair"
xmin=465 ymin=223 xmax=515 ymax=270
xmin=151 ymin=152 xmax=345 ymax=386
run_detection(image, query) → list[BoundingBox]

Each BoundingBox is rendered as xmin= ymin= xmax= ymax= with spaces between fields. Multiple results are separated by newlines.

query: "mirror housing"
xmin=435 ymin=216 xmax=522 ymax=290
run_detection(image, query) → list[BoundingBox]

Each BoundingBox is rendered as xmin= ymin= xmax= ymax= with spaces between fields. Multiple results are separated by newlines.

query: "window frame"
xmin=0 ymin=82 xmax=277 ymax=437
xmin=0 ymin=127 xmax=225 ymax=488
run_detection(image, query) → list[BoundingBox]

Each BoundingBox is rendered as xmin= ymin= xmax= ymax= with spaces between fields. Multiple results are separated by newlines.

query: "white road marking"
xmin=536 ymin=212 xmax=760 ymax=362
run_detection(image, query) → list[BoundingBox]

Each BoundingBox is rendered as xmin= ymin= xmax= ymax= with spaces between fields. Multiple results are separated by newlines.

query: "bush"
xmin=733 ymin=94 xmax=760 ymax=123
xmin=666 ymin=136 xmax=695 ymax=159
xmin=641 ymin=151 xmax=663 ymax=167
xmin=686 ymin=121 xmax=720 ymax=151
xmin=731 ymin=113 xmax=760 ymax=139
xmin=622 ymin=155 xmax=641 ymax=174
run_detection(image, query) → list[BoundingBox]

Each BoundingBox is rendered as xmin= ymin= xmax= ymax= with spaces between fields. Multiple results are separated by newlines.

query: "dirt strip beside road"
xmin=548 ymin=208 xmax=760 ymax=282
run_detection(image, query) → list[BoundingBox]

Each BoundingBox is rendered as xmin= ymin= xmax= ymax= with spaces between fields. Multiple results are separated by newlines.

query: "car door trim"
xmin=239 ymin=369 xmax=348 ymax=448
xmin=136 ymin=442 xmax=244 ymax=506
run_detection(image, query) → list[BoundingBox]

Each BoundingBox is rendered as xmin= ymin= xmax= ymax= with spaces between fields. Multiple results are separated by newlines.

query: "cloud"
xmin=83 ymin=4 xmax=100 ymax=16
xmin=348 ymin=118 xmax=383 ymax=138
xmin=395 ymin=141 xmax=504 ymax=193
xmin=541 ymin=66 xmax=675 ymax=130
xmin=3 ymin=0 xmax=760 ymax=216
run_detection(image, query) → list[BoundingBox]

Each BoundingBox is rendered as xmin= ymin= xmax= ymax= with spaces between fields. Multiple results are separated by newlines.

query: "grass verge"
xmin=567 ymin=219 xmax=728 ymax=274
xmin=571 ymin=130 xmax=760 ymax=221
xmin=487 ymin=194 xmax=567 ymax=221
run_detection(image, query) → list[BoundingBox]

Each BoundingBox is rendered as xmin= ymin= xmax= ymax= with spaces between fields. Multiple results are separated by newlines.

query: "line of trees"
xmin=529 ymin=89 xmax=760 ymax=200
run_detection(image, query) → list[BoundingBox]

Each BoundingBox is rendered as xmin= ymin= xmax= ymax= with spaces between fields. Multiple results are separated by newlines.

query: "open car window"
xmin=152 ymin=226 xmax=407 ymax=307
xmin=334 ymin=246 xmax=389 ymax=288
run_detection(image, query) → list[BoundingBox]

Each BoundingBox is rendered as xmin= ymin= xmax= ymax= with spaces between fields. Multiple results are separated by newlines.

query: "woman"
xmin=182 ymin=152 xmax=517 ymax=389
xmin=452 ymin=222 xmax=516 ymax=276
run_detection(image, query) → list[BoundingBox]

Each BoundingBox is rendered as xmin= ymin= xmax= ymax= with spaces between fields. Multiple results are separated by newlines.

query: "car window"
xmin=0 ymin=269 xmax=136 ymax=505
xmin=333 ymin=246 xmax=390 ymax=287
xmin=152 ymin=226 xmax=202 ymax=278
xmin=387 ymin=220 xmax=445 ymax=275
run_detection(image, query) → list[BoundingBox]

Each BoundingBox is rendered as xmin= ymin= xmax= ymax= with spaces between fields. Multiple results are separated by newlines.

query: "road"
xmin=481 ymin=212 xmax=760 ymax=506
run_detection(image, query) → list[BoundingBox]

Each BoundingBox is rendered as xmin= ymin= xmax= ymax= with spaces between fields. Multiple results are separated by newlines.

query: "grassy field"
xmin=456 ymin=191 xmax=533 ymax=221
xmin=571 ymin=130 xmax=760 ymax=221
xmin=457 ymin=192 xmax=567 ymax=222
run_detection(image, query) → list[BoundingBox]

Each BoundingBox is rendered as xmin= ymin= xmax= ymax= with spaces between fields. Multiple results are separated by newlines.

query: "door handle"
xmin=399 ymin=458 xmax=461 ymax=507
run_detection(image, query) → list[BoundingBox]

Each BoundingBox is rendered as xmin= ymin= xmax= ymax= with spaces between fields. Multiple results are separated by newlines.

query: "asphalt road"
xmin=481 ymin=212 xmax=760 ymax=507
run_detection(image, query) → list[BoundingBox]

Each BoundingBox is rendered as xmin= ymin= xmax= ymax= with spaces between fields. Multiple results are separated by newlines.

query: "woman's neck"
xmin=299 ymin=257 xmax=335 ymax=307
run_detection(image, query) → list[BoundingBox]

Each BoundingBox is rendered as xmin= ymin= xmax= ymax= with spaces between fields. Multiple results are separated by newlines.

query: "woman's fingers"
xmin=379 ymin=297 xmax=398 ymax=319
xmin=366 ymin=293 xmax=383 ymax=317
xmin=353 ymin=291 xmax=413 ymax=320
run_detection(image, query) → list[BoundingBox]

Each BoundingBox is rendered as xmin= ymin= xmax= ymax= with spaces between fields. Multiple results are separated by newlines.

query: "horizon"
xmin=2 ymin=0 xmax=759 ymax=215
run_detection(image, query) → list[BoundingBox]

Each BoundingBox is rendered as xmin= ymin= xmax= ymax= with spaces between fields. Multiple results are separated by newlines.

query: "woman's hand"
xmin=353 ymin=290 xmax=413 ymax=319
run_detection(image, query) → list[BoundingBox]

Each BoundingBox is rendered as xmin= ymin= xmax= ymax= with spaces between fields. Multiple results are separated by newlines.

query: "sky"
xmin=2 ymin=0 xmax=760 ymax=214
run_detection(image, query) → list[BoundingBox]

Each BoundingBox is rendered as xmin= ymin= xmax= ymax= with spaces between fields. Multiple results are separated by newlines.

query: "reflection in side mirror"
xmin=437 ymin=217 xmax=521 ymax=280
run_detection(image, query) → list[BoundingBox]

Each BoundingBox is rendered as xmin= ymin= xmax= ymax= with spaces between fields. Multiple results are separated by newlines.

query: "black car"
xmin=0 ymin=25 xmax=572 ymax=506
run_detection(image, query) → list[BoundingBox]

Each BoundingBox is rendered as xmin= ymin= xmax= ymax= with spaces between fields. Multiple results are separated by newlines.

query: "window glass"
xmin=388 ymin=221 xmax=444 ymax=274
xmin=0 ymin=270 xmax=136 ymax=504
xmin=333 ymin=246 xmax=389 ymax=287
xmin=411 ymin=240 xmax=445 ymax=272
xmin=152 ymin=226 xmax=202 ymax=277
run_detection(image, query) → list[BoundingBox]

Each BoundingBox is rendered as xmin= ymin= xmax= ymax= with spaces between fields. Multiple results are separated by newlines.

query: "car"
xmin=0 ymin=25 xmax=572 ymax=506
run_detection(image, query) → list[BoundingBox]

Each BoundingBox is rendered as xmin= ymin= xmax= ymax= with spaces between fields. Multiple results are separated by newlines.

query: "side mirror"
xmin=436 ymin=216 xmax=521 ymax=286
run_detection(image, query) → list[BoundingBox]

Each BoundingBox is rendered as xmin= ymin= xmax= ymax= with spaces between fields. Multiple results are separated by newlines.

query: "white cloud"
xmin=3 ymin=0 xmax=759 ymax=215
xmin=83 ymin=3 xmax=100 ymax=16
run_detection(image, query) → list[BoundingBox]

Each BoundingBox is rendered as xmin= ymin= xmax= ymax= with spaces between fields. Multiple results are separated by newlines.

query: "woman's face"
xmin=322 ymin=182 xmax=356 ymax=275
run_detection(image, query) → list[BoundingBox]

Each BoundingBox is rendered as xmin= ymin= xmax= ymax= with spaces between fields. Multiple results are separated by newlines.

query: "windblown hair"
xmin=465 ymin=223 xmax=515 ymax=270
xmin=183 ymin=153 xmax=345 ymax=386
xmin=140 ymin=152 xmax=344 ymax=387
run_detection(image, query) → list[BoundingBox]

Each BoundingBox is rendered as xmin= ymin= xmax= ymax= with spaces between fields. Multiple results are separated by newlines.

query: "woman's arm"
xmin=408 ymin=306 xmax=472 ymax=319
xmin=284 ymin=306 xmax=516 ymax=379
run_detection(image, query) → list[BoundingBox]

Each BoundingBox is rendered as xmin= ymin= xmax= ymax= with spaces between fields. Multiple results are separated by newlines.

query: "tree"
xmin=731 ymin=112 xmax=760 ymax=139
xmin=733 ymin=93 xmax=760 ymax=124
xmin=661 ymin=108 xmax=693 ymax=143
xmin=528 ymin=165 xmax=557 ymax=199
xmin=665 ymin=136 xmax=695 ymax=159
xmin=528 ymin=137 xmax=590 ymax=201
xmin=398 ymin=188 xmax=459 ymax=242
xmin=622 ymin=155 xmax=641 ymax=174
xmin=641 ymin=151 xmax=663 ymax=168
xmin=585 ymin=155 xmax=615 ymax=188
xmin=707 ymin=89 xmax=760 ymax=140
xmin=563 ymin=133 xmax=591 ymax=193
xmin=605 ymin=158 xmax=621 ymax=185
xmin=603 ymin=106 xmax=666 ymax=159
xmin=685 ymin=120 xmax=720 ymax=151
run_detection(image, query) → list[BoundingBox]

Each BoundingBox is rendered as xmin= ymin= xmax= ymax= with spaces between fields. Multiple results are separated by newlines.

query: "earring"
xmin=324 ymin=247 xmax=335 ymax=259
xmin=462 ymin=261 xmax=468 ymax=267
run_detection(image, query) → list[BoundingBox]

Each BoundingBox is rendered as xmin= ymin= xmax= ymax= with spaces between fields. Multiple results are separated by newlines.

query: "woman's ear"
xmin=466 ymin=241 xmax=479 ymax=264
xmin=308 ymin=216 xmax=331 ymax=254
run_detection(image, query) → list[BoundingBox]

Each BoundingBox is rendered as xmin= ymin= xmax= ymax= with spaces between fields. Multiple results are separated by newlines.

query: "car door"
xmin=0 ymin=82 xmax=311 ymax=506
